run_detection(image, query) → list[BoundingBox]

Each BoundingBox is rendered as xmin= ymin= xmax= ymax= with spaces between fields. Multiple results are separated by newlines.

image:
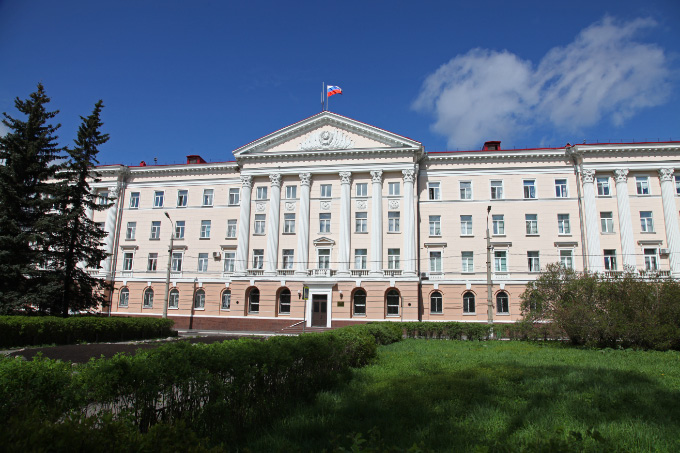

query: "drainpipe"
xmin=107 ymin=166 xmax=129 ymax=315
xmin=569 ymin=148 xmax=588 ymax=271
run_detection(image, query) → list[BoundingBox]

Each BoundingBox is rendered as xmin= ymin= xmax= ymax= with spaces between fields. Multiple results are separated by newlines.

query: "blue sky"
xmin=1 ymin=0 xmax=678 ymax=166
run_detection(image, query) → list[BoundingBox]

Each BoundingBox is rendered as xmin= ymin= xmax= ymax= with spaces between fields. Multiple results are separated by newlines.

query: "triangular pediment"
xmin=313 ymin=237 xmax=336 ymax=246
xmin=233 ymin=111 xmax=421 ymax=159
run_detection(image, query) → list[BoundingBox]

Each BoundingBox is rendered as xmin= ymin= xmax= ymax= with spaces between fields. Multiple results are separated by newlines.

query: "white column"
xmin=402 ymin=168 xmax=417 ymax=276
xmin=264 ymin=173 xmax=282 ymax=276
xmin=295 ymin=173 xmax=312 ymax=276
xmin=581 ymin=168 xmax=603 ymax=271
xmin=103 ymin=185 xmax=118 ymax=276
xmin=658 ymin=168 xmax=680 ymax=274
xmin=337 ymin=172 xmax=352 ymax=276
xmin=370 ymin=170 xmax=383 ymax=275
xmin=235 ymin=175 xmax=253 ymax=276
xmin=614 ymin=169 xmax=637 ymax=270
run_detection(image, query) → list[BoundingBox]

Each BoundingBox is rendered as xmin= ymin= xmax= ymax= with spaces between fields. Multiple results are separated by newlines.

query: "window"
xmin=126 ymin=222 xmax=136 ymax=240
xmin=494 ymin=250 xmax=507 ymax=272
xmin=527 ymin=251 xmax=540 ymax=272
xmin=198 ymin=253 xmax=209 ymax=272
xmin=319 ymin=213 xmax=331 ymax=233
xmin=284 ymin=213 xmax=295 ymax=233
xmin=285 ymin=185 xmax=297 ymax=199
xmin=147 ymin=253 xmax=158 ymax=271
xmin=221 ymin=289 xmax=231 ymax=310
xmin=253 ymin=249 xmax=264 ymax=269
xmin=226 ymin=219 xmax=237 ymax=238
xmin=248 ymin=288 xmax=260 ymax=313
xmin=636 ymin=176 xmax=650 ymax=195
xmin=153 ymin=191 xmax=164 ymax=208
xmin=282 ymin=249 xmax=294 ymax=269
xmin=175 ymin=220 xmax=185 ymax=239
xmin=143 ymin=288 xmax=153 ymax=308
xmin=428 ymin=182 xmax=441 ymax=200
xmin=388 ymin=212 xmax=400 ymax=232
xmin=604 ymin=250 xmax=617 ymax=270
xmin=202 ymin=189 xmax=214 ymax=206
xmin=555 ymin=179 xmax=568 ymax=198
xmin=353 ymin=289 xmax=366 ymax=315
xmin=496 ymin=291 xmax=509 ymax=314
xmin=597 ymin=177 xmax=610 ymax=196
xmin=96 ymin=222 xmax=105 ymax=232
xmin=460 ymin=181 xmax=472 ymax=200
xmin=256 ymin=187 xmax=267 ymax=200
xmin=129 ymin=192 xmax=139 ymax=209
xmin=492 ymin=215 xmax=504 ymax=235
xmin=355 ymin=212 xmax=367 ymax=233
xmin=490 ymin=180 xmax=503 ymax=199
xmin=200 ymin=220 xmax=211 ymax=238
xmin=463 ymin=291 xmax=475 ymax=314
xmin=169 ymin=289 xmax=179 ymax=309
xmin=177 ymin=190 xmax=188 ymax=207
xmin=676 ymin=175 xmax=680 ymax=195
xmin=354 ymin=249 xmax=367 ymax=269
xmin=600 ymin=212 xmax=614 ymax=233
xmin=98 ymin=191 xmax=109 ymax=206
xmin=430 ymin=215 xmax=441 ymax=236
xmin=644 ymin=248 xmax=658 ymax=271
xmin=223 ymin=252 xmax=235 ymax=273
xmin=388 ymin=182 xmax=400 ymax=196
xmin=320 ymin=184 xmax=332 ymax=198
xmin=356 ymin=183 xmax=368 ymax=197
xmin=119 ymin=288 xmax=129 ymax=307
xmin=254 ymin=215 xmax=266 ymax=235
xmin=560 ymin=250 xmax=574 ymax=269
xmin=386 ymin=289 xmax=400 ymax=316
xmin=640 ymin=211 xmax=654 ymax=232
xmin=317 ymin=249 xmax=330 ymax=269
xmin=461 ymin=252 xmax=474 ymax=273
xmin=171 ymin=252 xmax=183 ymax=272
xmin=430 ymin=251 xmax=442 ymax=273
xmin=523 ymin=180 xmax=536 ymax=199
xmin=229 ymin=188 xmax=240 ymax=205
xmin=461 ymin=215 xmax=473 ymax=235
xmin=525 ymin=214 xmax=538 ymax=235
xmin=194 ymin=289 xmax=205 ymax=309
xmin=388 ymin=249 xmax=400 ymax=269
xmin=150 ymin=221 xmax=161 ymax=239
xmin=430 ymin=291 xmax=443 ymax=314
xmin=279 ymin=289 xmax=291 ymax=314
xmin=558 ymin=214 xmax=571 ymax=234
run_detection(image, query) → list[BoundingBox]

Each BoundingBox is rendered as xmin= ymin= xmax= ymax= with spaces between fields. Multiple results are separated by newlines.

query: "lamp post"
xmin=486 ymin=206 xmax=494 ymax=334
xmin=163 ymin=212 xmax=175 ymax=319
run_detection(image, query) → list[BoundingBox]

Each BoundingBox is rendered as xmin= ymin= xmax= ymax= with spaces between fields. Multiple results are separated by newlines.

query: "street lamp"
xmin=163 ymin=212 xmax=175 ymax=319
xmin=486 ymin=206 xmax=494 ymax=332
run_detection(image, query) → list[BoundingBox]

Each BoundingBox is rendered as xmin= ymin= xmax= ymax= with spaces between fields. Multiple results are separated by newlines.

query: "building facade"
xmin=89 ymin=112 xmax=680 ymax=330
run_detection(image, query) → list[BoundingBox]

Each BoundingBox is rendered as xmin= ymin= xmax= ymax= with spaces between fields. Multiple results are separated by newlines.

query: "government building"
xmin=88 ymin=112 xmax=680 ymax=330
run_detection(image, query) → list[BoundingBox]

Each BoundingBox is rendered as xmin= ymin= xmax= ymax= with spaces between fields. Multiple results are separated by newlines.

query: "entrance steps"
xmin=281 ymin=321 xmax=331 ymax=335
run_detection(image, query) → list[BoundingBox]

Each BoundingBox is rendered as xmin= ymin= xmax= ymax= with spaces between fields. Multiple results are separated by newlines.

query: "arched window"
xmin=279 ymin=288 xmax=291 ymax=314
xmin=169 ymin=288 xmax=179 ymax=309
xmin=249 ymin=288 xmax=260 ymax=313
xmin=353 ymin=289 xmax=366 ymax=316
xmin=194 ymin=289 xmax=205 ymax=309
xmin=496 ymin=291 xmax=509 ymax=314
xmin=463 ymin=291 xmax=475 ymax=314
xmin=119 ymin=288 xmax=129 ymax=307
xmin=221 ymin=289 xmax=231 ymax=310
xmin=430 ymin=291 xmax=443 ymax=314
xmin=386 ymin=289 xmax=400 ymax=316
xmin=143 ymin=288 xmax=153 ymax=308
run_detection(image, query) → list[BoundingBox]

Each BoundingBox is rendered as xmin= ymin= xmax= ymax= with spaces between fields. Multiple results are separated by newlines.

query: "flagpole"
xmin=321 ymin=82 xmax=325 ymax=111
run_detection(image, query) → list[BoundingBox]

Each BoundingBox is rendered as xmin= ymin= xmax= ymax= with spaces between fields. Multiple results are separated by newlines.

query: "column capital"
xmin=269 ymin=172 xmax=281 ymax=187
xmin=402 ymin=168 xmax=415 ymax=183
xmin=241 ymin=175 xmax=253 ymax=188
xmin=370 ymin=170 xmax=383 ymax=183
xmin=659 ymin=168 xmax=675 ymax=182
xmin=581 ymin=168 xmax=596 ymax=184
xmin=614 ymin=169 xmax=629 ymax=183
xmin=299 ymin=172 xmax=312 ymax=186
xmin=339 ymin=171 xmax=352 ymax=185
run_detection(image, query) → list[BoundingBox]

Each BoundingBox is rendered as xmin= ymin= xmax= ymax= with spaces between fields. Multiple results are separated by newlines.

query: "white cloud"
xmin=413 ymin=17 xmax=672 ymax=149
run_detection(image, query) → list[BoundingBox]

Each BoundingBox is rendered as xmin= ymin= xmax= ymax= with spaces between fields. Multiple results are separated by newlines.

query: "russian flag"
xmin=327 ymin=85 xmax=342 ymax=97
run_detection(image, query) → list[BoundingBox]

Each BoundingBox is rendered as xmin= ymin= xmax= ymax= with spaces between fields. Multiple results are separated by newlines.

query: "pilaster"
xmin=370 ymin=170 xmax=383 ymax=275
xmin=402 ymin=168 xmax=417 ymax=276
xmin=295 ymin=173 xmax=312 ymax=276
xmin=235 ymin=175 xmax=253 ymax=275
xmin=337 ymin=171 xmax=352 ymax=276
xmin=264 ymin=173 xmax=281 ymax=276
xmin=614 ymin=169 xmax=637 ymax=270
xmin=581 ymin=168 xmax=602 ymax=271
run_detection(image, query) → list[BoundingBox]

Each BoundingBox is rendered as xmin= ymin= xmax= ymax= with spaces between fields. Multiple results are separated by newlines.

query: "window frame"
xmin=194 ymin=289 xmax=205 ymax=310
xmin=147 ymin=253 xmax=158 ymax=272
xmin=388 ymin=182 xmax=400 ymax=196
xmin=252 ymin=249 xmax=264 ymax=269
xmin=386 ymin=289 xmax=400 ymax=316
xmin=317 ymin=248 xmax=331 ymax=269
xmin=226 ymin=219 xmax=237 ymax=238
xmin=223 ymin=251 xmax=236 ymax=273
xmin=282 ymin=249 xmax=295 ymax=269
xmin=285 ymin=185 xmax=297 ymax=199
xmin=492 ymin=214 xmax=505 ymax=235
xmin=388 ymin=211 xmax=400 ymax=233
xmin=319 ymin=213 xmax=331 ymax=233
xmin=228 ymin=188 xmax=240 ymax=206
xmin=430 ymin=291 xmax=443 ymax=314
xmin=494 ymin=250 xmax=508 ymax=273
xmin=644 ymin=248 xmax=659 ymax=271
xmin=604 ymin=250 xmax=617 ymax=271
xmin=636 ymin=176 xmax=650 ymax=195
xmin=463 ymin=291 xmax=475 ymax=314
xmin=175 ymin=220 xmax=185 ymax=239
xmin=353 ymin=289 xmax=367 ymax=316
xmin=429 ymin=250 xmax=442 ymax=273
xmin=356 ymin=183 xmax=368 ymax=197
xmin=558 ymin=214 xmax=571 ymax=235
xmin=640 ymin=211 xmax=654 ymax=233
xmin=256 ymin=186 xmax=268 ymax=200
xmin=169 ymin=288 xmax=179 ymax=309
xmin=221 ymin=289 xmax=231 ymax=310
xmin=150 ymin=221 xmax=161 ymax=240
xmin=284 ymin=213 xmax=296 ymax=234
xmin=428 ymin=182 xmax=441 ymax=201
xmin=254 ymin=214 xmax=266 ymax=235
xmin=126 ymin=222 xmax=136 ymax=240
xmin=527 ymin=251 xmax=540 ymax=272
xmin=387 ymin=248 xmax=400 ymax=270
xmin=177 ymin=190 xmax=188 ymax=208
xmin=202 ymin=189 xmax=214 ymax=207
xmin=278 ymin=288 xmax=291 ymax=314
xmin=429 ymin=215 xmax=442 ymax=236
xmin=523 ymin=179 xmax=537 ymax=199
xmin=171 ymin=251 xmax=183 ymax=272
xmin=197 ymin=253 xmax=209 ymax=272
xmin=597 ymin=177 xmax=611 ymax=196
xmin=459 ymin=181 xmax=472 ymax=200
xmin=600 ymin=212 xmax=614 ymax=234
xmin=560 ymin=249 xmax=574 ymax=270
xmin=490 ymin=180 xmax=503 ymax=200
xmin=496 ymin=291 xmax=509 ymax=314
xmin=525 ymin=214 xmax=538 ymax=235
xmin=129 ymin=192 xmax=140 ymax=209
xmin=354 ymin=249 xmax=367 ymax=269
xmin=460 ymin=215 xmax=473 ymax=236
xmin=461 ymin=251 xmax=474 ymax=273
xmin=320 ymin=184 xmax=332 ymax=198
xmin=153 ymin=191 xmax=164 ymax=208
xmin=200 ymin=220 xmax=211 ymax=239
xmin=355 ymin=212 xmax=367 ymax=233
xmin=248 ymin=288 xmax=260 ymax=313
xmin=554 ymin=179 xmax=568 ymax=198
xmin=143 ymin=288 xmax=154 ymax=308
xmin=119 ymin=287 xmax=129 ymax=307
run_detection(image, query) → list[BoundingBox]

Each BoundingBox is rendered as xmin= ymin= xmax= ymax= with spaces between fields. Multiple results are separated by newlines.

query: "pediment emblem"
xmin=299 ymin=129 xmax=354 ymax=151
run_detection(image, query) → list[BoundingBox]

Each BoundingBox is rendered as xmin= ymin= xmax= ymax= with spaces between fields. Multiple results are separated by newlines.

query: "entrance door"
xmin=311 ymin=294 xmax=328 ymax=327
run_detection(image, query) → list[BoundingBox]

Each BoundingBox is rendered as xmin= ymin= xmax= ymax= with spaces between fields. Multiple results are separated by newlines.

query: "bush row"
xmin=0 ymin=315 xmax=177 ymax=348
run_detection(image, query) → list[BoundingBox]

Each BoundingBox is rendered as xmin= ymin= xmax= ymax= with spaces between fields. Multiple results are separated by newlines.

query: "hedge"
xmin=0 ymin=316 xmax=177 ymax=348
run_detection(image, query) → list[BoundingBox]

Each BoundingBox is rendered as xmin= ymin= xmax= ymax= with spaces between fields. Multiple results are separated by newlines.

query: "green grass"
xmin=245 ymin=340 xmax=680 ymax=452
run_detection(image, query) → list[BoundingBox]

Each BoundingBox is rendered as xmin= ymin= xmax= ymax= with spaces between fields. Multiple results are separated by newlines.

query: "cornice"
xmin=426 ymin=149 xmax=568 ymax=163
xmin=237 ymin=146 xmax=420 ymax=162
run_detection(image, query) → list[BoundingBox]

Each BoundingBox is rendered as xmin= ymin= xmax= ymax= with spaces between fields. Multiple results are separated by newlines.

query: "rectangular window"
xmin=253 ymin=249 xmax=264 ymax=269
xmin=597 ymin=177 xmax=610 ymax=196
xmin=492 ymin=214 xmax=505 ymax=235
xmin=177 ymin=190 xmax=188 ymax=207
xmin=355 ymin=212 xmax=367 ymax=233
xmin=388 ymin=248 xmax=401 ymax=269
xmin=147 ymin=253 xmax=158 ymax=271
xmin=221 ymin=290 xmax=231 ymax=310
xmin=356 ymin=183 xmax=368 ymax=197
xmin=430 ymin=215 xmax=441 ymax=236
xmin=461 ymin=251 xmax=474 ymax=273
xmin=320 ymin=184 xmax=332 ymax=198
xmin=354 ymin=249 xmax=367 ymax=269
xmin=150 ymin=221 xmax=161 ymax=239
xmin=319 ymin=213 xmax=331 ymax=233
xmin=256 ymin=187 xmax=268 ymax=200
xmin=555 ymin=179 xmax=568 ymax=198
xmin=171 ymin=252 xmax=183 ymax=272
xmin=494 ymin=250 xmax=507 ymax=272
xmin=198 ymin=253 xmax=208 ymax=272
xmin=523 ymin=180 xmax=536 ymax=199
xmin=388 ymin=212 xmax=400 ymax=232
xmin=223 ymin=252 xmax=235 ymax=273
xmin=123 ymin=252 xmax=133 ymax=271
xmin=527 ymin=251 xmax=540 ymax=272
xmin=98 ymin=191 xmax=109 ymax=206
xmin=285 ymin=185 xmax=297 ymax=199
xmin=558 ymin=214 xmax=571 ymax=234
xmin=153 ymin=191 xmax=164 ymax=208
xmin=490 ymin=180 xmax=503 ymax=199
xmin=229 ymin=188 xmax=240 ymax=205
xmin=525 ymin=214 xmax=538 ymax=235
xmin=318 ymin=249 xmax=330 ymax=269
xmin=460 ymin=181 xmax=472 ymax=200
xmin=644 ymin=248 xmax=658 ymax=271
xmin=284 ymin=213 xmax=295 ymax=233
xmin=129 ymin=192 xmax=140 ymax=209
xmin=560 ymin=250 xmax=574 ymax=269
xmin=388 ymin=182 xmax=400 ymax=196
xmin=636 ymin=176 xmax=650 ymax=195
xmin=226 ymin=219 xmax=237 ymax=238
xmin=282 ymin=249 xmax=294 ymax=269
xmin=202 ymin=189 xmax=214 ymax=206
xmin=430 ymin=251 xmax=442 ymax=272
xmin=604 ymin=250 xmax=617 ymax=270
xmin=119 ymin=290 xmax=129 ymax=307
xmin=254 ymin=214 xmax=266 ymax=235
xmin=200 ymin=220 xmax=211 ymax=238
xmin=126 ymin=222 xmax=136 ymax=240
xmin=460 ymin=215 xmax=473 ymax=235
xmin=640 ymin=211 xmax=654 ymax=232
xmin=600 ymin=212 xmax=614 ymax=233
xmin=428 ymin=182 xmax=441 ymax=200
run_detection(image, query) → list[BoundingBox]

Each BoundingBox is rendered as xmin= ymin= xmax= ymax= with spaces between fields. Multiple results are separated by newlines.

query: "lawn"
xmin=246 ymin=340 xmax=680 ymax=452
